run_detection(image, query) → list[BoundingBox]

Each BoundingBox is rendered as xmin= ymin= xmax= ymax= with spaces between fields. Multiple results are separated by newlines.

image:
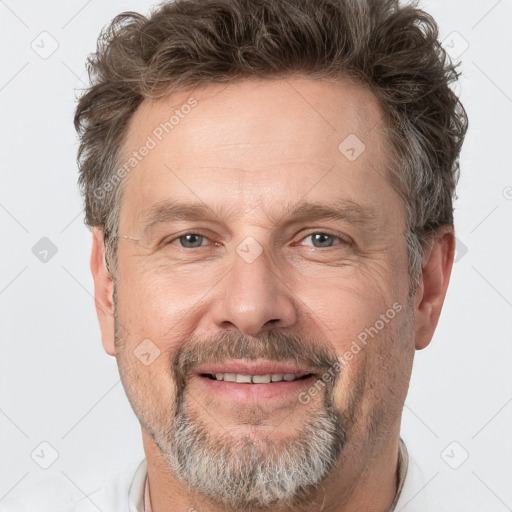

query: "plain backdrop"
xmin=1 ymin=0 xmax=511 ymax=509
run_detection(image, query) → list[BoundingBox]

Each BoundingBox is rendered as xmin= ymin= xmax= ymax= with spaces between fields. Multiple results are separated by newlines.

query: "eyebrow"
xmin=278 ymin=200 xmax=379 ymax=229
xmin=140 ymin=198 xmax=380 ymax=235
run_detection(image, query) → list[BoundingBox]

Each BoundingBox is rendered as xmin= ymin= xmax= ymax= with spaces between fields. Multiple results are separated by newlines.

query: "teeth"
xmin=211 ymin=373 xmax=303 ymax=384
xmin=252 ymin=374 xmax=272 ymax=384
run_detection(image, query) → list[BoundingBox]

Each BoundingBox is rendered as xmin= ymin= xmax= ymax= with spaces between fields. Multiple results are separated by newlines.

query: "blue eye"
xmin=165 ymin=231 xmax=347 ymax=250
xmin=301 ymin=233 xmax=342 ymax=248
xmin=176 ymin=234 xmax=206 ymax=248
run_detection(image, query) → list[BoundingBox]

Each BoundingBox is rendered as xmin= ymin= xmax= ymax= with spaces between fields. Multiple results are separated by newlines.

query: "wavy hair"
xmin=74 ymin=0 xmax=468 ymax=285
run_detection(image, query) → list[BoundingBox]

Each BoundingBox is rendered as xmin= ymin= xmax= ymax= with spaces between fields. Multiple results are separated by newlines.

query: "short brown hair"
xmin=74 ymin=0 xmax=468 ymax=284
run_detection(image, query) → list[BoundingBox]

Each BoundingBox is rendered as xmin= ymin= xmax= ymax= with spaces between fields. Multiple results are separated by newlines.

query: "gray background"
xmin=1 ymin=0 xmax=511 ymax=509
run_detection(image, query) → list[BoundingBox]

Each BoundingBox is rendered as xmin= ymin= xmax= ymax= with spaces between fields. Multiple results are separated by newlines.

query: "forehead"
xmin=119 ymin=78 xmax=400 ymax=230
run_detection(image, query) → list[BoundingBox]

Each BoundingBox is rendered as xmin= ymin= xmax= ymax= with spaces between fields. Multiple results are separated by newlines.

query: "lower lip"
xmin=195 ymin=374 xmax=317 ymax=402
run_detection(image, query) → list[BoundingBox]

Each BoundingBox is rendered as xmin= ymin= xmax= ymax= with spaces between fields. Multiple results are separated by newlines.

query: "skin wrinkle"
xmin=136 ymin=198 xmax=382 ymax=241
xmin=90 ymin=78 xmax=454 ymax=512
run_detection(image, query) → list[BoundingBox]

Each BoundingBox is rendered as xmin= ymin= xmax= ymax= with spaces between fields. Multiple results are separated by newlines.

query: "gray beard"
xmin=113 ymin=297 xmax=349 ymax=510
xmin=150 ymin=383 xmax=346 ymax=511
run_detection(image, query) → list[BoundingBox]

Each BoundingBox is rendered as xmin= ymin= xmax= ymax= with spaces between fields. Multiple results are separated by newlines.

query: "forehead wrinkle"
xmin=139 ymin=196 xmax=382 ymax=237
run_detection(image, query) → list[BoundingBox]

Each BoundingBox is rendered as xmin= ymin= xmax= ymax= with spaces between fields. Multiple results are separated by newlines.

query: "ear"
xmin=90 ymin=227 xmax=116 ymax=356
xmin=413 ymin=227 xmax=455 ymax=350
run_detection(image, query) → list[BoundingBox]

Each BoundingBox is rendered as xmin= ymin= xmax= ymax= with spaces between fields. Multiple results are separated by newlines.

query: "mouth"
xmin=201 ymin=372 xmax=313 ymax=383
xmin=193 ymin=360 xmax=320 ymax=402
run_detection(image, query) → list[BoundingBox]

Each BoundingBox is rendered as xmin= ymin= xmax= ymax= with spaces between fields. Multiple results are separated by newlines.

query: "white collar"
xmin=128 ymin=457 xmax=147 ymax=512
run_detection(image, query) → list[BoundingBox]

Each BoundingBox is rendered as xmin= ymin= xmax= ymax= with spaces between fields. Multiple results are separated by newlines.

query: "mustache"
xmin=171 ymin=329 xmax=340 ymax=387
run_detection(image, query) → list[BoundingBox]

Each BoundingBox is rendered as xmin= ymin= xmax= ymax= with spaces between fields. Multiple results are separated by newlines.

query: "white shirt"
xmin=0 ymin=439 xmax=432 ymax=512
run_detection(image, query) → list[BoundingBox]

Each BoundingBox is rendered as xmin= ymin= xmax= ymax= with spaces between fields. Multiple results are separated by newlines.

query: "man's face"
xmin=111 ymin=78 xmax=416 ymax=508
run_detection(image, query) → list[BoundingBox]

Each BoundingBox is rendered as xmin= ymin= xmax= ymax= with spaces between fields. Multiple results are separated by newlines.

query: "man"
xmin=70 ymin=0 xmax=467 ymax=510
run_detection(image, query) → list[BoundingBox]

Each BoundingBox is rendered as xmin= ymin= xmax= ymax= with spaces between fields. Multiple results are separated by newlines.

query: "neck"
xmin=142 ymin=424 xmax=402 ymax=512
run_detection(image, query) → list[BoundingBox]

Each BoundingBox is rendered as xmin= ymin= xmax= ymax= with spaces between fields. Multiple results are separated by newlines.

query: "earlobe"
xmin=413 ymin=228 xmax=455 ymax=350
xmin=90 ymin=228 xmax=116 ymax=356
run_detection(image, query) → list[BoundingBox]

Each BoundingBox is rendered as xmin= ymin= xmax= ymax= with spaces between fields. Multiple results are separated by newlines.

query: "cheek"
xmin=114 ymin=270 xmax=210 ymax=410
xmin=296 ymin=257 xmax=410 ymax=389
xmin=115 ymin=334 xmax=176 ymax=432
xmin=116 ymin=262 xmax=207 ymax=340
xmin=292 ymin=258 xmax=403 ymax=344
xmin=330 ymin=302 xmax=414 ymax=439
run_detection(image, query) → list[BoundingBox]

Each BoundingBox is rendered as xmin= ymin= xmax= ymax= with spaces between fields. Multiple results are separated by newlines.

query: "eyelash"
xmin=163 ymin=231 xmax=351 ymax=249
xmin=295 ymin=232 xmax=350 ymax=248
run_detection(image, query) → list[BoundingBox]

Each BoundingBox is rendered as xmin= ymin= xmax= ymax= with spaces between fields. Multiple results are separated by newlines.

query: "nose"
xmin=210 ymin=243 xmax=298 ymax=336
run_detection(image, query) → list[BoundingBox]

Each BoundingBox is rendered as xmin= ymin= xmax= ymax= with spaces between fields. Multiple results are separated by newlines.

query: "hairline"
xmin=102 ymin=73 xmax=446 ymax=290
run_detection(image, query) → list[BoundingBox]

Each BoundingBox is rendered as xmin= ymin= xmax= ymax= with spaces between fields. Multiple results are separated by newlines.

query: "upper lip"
xmin=196 ymin=360 xmax=317 ymax=377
